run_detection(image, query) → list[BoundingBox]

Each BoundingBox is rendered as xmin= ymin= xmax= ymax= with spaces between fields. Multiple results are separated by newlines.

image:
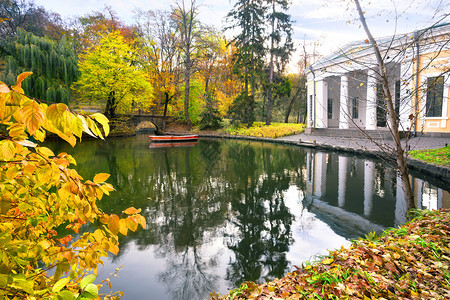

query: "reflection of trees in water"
xmin=225 ymin=146 xmax=297 ymax=287
xmin=147 ymin=144 xmax=229 ymax=299
xmin=49 ymin=136 xmax=308 ymax=299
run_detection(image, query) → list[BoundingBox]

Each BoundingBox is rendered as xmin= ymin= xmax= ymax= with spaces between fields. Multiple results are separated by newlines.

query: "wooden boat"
xmin=148 ymin=134 xmax=198 ymax=143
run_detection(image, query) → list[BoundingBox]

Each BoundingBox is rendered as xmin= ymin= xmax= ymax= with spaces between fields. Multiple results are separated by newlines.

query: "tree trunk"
xmin=266 ymin=0 xmax=275 ymax=125
xmin=284 ymin=87 xmax=301 ymax=123
xmin=162 ymin=92 xmax=170 ymax=130
xmin=105 ymin=91 xmax=116 ymax=118
xmin=184 ymin=62 xmax=191 ymax=130
xmin=354 ymin=0 xmax=415 ymax=209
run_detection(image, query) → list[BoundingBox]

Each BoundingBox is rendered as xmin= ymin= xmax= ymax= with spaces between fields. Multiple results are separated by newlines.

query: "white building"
xmin=306 ymin=23 xmax=450 ymax=136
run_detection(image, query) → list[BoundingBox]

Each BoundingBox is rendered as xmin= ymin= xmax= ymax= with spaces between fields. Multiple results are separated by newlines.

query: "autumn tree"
xmin=264 ymin=0 xmax=293 ymax=125
xmin=172 ymin=0 xmax=201 ymax=130
xmin=75 ymin=30 xmax=152 ymax=118
xmin=0 ymin=28 xmax=78 ymax=104
xmin=134 ymin=9 xmax=182 ymax=128
xmin=0 ymin=0 xmax=66 ymax=41
xmin=0 ymin=72 xmax=145 ymax=299
xmin=72 ymin=6 xmax=137 ymax=55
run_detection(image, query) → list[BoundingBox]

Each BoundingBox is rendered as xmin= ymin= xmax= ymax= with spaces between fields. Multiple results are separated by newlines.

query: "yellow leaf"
xmin=92 ymin=229 xmax=104 ymax=243
xmin=86 ymin=117 xmax=103 ymax=139
xmin=78 ymin=115 xmax=96 ymax=138
xmin=109 ymin=244 xmax=119 ymax=255
xmin=91 ymin=113 xmax=110 ymax=137
xmin=1 ymin=140 xmax=16 ymax=160
xmin=39 ymin=240 xmax=51 ymax=249
xmin=93 ymin=173 xmax=110 ymax=184
xmin=34 ymin=128 xmax=46 ymax=142
xmin=19 ymin=100 xmax=45 ymax=135
xmin=16 ymin=72 xmax=33 ymax=89
xmin=70 ymin=115 xmax=83 ymax=138
xmin=322 ymin=258 xmax=334 ymax=265
xmin=119 ymin=219 xmax=128 ymax=235
xmin=108 ymin=214 xmax=120 ymax=235
xmin=23 ymin=163 xmax=36 ymax=175
xmin=123 ymin=207 xmax=141 ymax=215
xmin=36 ymin=146 xmax=54 ymax=157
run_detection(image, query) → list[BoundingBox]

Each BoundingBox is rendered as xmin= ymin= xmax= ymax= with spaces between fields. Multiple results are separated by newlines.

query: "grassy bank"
xmin=211 ymin=209 xmax=450 ymax=300
xmin=409 ymin=146 xmax=450 ymax=167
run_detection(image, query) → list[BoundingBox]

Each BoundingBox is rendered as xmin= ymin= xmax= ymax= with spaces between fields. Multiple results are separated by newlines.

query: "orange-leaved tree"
xmin=0 ymin=72 xmax=146 ymax=299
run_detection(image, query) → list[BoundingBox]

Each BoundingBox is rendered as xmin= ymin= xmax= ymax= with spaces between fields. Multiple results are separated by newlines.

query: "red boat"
xmin=148 ymin=135 xmax=198 ymax=143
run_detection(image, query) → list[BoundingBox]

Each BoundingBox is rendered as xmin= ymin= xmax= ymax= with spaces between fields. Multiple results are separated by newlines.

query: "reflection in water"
xmin=45 ymin=135 xmax=449 ymax=300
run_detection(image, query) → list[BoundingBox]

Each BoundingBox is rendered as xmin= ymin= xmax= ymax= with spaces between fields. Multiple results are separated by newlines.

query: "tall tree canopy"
xmin=75 ymin=30 xmax=152 ymax=118
xmin=172 ymin=0 xmax=201 ymax=130
xmin=226 ymin=0 xmax=266 ymax=126
xmin=264 ymin=0 xmax=293 ymax=124
xmin=0 ymin=28 xmax=77 ymax=104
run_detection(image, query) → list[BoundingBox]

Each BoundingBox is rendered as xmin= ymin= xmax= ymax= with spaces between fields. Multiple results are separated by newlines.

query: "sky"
xmin=34 ymin=0 xmax=449 ymax=70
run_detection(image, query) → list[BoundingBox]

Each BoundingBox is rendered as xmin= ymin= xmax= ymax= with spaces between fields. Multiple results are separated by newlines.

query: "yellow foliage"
xmin=0 ymin=73 xmax=146 ymax=299
xmin=225 ymin=122 xmax=305 ymax=138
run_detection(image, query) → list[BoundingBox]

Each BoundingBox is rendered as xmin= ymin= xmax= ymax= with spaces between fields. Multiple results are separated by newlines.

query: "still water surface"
xmin=48 ymin=134 xmax=449 ymax=300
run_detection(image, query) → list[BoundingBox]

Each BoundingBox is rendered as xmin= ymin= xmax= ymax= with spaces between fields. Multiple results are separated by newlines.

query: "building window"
xmin=426 ymin=76 xmax=444 ymax=117
xmin=352 ymin=97 xmax=359 ymax=119
xmin=376 ymin=83 xmax=387 ymax=127
xmin=327 ymin=98 xmax=333 ymax=119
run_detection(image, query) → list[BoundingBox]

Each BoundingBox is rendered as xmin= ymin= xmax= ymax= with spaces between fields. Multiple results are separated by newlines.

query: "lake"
xmin=46 ymin=134 xmax=449 ymax=300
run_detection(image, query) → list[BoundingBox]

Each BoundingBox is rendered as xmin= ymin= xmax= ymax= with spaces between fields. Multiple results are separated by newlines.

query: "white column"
xmin=339 ymin=75 xmax=349 ymax=129
xmin=316 ymin=80 xmax=328 ymax=128
xmin=399 ymin=61 xmax=413 ymax=130
xmin=338 ymin=156 xmax=348 ymax=207
xmin=366 ymin=70 xmax=377 ymax=130
xmin=306 ymin=152 xmax=314 ymax=195
xmin=307 ymin=78 xmax=315 ymax=128
xmin=415 ymin=178 xmax=423 ymax=209
xmin=314 ymin=152 xmax=327 ymax=197
xmin=363 ymin=161 xmax=374 ymax=217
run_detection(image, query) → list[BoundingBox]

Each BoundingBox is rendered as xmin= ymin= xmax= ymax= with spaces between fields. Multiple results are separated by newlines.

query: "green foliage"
xmin=75 ymin=30 xmax=152 ymax=118
xmin=0 ymin=29 xmax=77 ymax=104
xmin=409 ymin=146 xmax=450 ymax=167
xmin=226 ymin=0 xmax=266 ymax=97
xmin=198 ymin=93 xmax=223 ymax=130
xmin=224 ymin=122 xmax=304 ymax=138
xmin=214 ymin=209 xmax=450 ymax=299
xmin=228 ymin=92 xmax=255 ymax=127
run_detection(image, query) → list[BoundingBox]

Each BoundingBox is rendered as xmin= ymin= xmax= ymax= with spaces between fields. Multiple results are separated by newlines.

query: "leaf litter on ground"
xmin=211 ymin=209 xmax=450 ymax=300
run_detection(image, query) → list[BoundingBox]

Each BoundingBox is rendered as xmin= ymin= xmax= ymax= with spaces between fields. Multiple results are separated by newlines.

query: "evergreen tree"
xmin=265 ymin=0 xmax=293 ymax=125
xmin=0 ymin=28 xmax=77 ymax=104
xmin=198 ymin=92 xmax=223 ymax=130
xmin=226 ymin=0 xmax=266 ymax=127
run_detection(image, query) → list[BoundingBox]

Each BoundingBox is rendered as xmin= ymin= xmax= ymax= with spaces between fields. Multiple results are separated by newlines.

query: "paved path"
xmin=278 ymin=133 xmax=449 ymax=152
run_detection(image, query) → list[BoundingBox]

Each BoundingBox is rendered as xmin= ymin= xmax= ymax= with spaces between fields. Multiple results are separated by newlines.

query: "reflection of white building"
xmin=305 ymin=151 xmax=449 ymax=228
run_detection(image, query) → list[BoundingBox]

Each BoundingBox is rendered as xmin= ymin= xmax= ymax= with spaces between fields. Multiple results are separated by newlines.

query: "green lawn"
xmin=409 ymin=146 xmax=450 ymax=167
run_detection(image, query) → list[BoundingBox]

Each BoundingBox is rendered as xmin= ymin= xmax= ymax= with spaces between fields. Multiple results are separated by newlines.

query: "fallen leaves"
xmin=213 ymin=209 xmax=450 ymax=300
